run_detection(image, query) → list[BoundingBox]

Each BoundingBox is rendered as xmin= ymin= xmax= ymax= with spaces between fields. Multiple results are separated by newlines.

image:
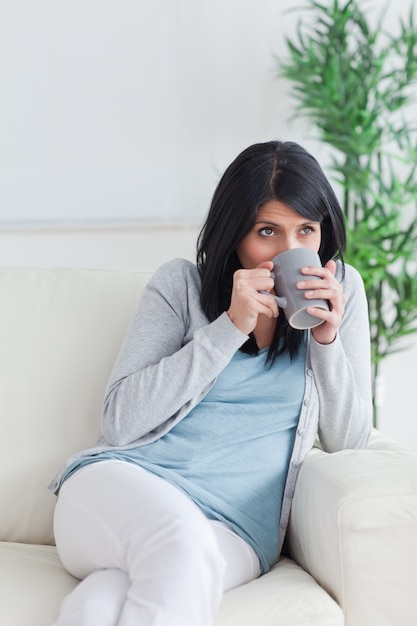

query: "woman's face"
xmin=236 ymin=200 xmax=321 ymax=269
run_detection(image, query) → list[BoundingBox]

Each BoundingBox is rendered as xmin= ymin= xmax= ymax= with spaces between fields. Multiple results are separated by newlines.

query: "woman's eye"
xmin=259 ymin=227 xmax=275 ymax=237
xmin=301 ymin=226 xmax=314 ymax=235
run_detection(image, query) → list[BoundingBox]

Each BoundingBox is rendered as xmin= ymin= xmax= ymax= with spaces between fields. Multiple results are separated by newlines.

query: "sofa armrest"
xmin=286 ymin=429 xmax=417 ymax=626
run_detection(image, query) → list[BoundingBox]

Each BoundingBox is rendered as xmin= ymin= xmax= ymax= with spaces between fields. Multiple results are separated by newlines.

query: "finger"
xmin=257 ymin=260 xmax=274 ymax=271
xmin=304 ymin=287 xmax=346 ymax=309
xmin=306 ymin=305 xmax=331 ymax=321
xmin=257 ymin=292 xmax=280 ymax=317
xmin=325 ymin=259 xmax=336 ymax=276
xmin=297 ymin=269 xmax=340 ymax=291
xmin=300 ymin=263 xmax=334 ymax=279
xmin=234 ymin=266 xmax=274 ymax=285
xmin=234 ymin=270 xmax=275 ymax=293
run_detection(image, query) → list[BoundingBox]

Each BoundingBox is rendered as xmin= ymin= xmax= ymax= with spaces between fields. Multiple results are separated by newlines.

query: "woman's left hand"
xmin=299 ymin=259 xmax=347 ymax=345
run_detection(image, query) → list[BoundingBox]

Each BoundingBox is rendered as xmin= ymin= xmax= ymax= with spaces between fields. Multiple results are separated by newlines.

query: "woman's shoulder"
xmin=147 ymin=258 xmax=202 ymax=304
xmin=151 ymin=257 xmax=200 ymax=285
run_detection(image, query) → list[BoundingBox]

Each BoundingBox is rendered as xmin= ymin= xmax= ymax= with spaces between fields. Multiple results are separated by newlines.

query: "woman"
xmin=49 ymin=140 xmax=372 ymax=626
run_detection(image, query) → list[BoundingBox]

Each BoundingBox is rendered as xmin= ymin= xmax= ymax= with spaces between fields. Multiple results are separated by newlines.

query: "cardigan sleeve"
xmin=309 ymin=263 xmax=373 ymax=451
xmin=101 ymin=259 xmax=248 ymax=446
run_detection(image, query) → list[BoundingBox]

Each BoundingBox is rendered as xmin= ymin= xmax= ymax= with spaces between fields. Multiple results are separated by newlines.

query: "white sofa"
xmin=1 ymin=266 xmax=416 ymax=626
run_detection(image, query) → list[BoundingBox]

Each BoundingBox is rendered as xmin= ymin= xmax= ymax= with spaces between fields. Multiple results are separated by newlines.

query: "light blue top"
xmin=61 ymin=344 xmax=306 ymax=573
xmin=49 ymin=258 xmax=372 ymax=562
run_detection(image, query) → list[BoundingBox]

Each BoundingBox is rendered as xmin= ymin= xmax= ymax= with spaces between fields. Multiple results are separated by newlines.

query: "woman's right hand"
xmin=226 ymin=261 xmax=279 ymax=335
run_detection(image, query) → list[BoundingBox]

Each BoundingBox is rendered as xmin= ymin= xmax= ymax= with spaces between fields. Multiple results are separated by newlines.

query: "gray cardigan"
xmin=50 ymin=258 xmax=373 ymax=557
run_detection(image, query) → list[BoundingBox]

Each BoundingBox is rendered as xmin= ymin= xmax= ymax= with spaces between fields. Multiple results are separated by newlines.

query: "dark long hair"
xmin=196 ymin=140 xmax=346 ymax=362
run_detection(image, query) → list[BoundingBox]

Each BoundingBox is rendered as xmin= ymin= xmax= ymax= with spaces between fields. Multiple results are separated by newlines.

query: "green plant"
xmin=276 ymin=0 xmax=417 ymax=425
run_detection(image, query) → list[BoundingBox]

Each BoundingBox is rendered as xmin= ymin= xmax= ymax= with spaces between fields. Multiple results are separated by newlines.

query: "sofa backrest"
xmin=0 ymin=267 xmax=152 ymax=545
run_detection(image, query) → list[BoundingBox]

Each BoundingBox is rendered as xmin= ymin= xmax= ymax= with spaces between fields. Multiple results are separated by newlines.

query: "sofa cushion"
xmin=0 ymin=542 xmax=78 ymax=626
xmin=0 ymin=543 xmax=343 ymax=626
xmin=216 ymin=557 xmax=343 ymax=626
xmin=0 ymin=268 xmax=151 ymax=545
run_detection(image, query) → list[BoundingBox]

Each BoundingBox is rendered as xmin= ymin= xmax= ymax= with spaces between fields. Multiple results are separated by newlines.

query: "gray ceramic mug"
xmin=263 ymin=248 xmax=329 ymax=330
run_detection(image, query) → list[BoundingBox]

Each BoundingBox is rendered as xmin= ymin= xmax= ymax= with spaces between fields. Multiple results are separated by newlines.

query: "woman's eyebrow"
xmin=254 ymin=220 xmax=281 ymax=227
xmin=254 ymin=220 xmax=317 ymax=227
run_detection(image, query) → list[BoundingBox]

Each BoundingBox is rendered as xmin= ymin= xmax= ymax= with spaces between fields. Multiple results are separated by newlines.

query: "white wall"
xmin=0 ymin=0 xmax=416 ymax=449
xmin=0 ymin=0 xmax=294 ymax=226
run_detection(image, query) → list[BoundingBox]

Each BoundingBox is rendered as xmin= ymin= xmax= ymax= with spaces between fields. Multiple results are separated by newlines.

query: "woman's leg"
xmin=53 ymin=461 xmax=226 ymax=626
xmin=53 ymin=569 xmax=129 ymax=626
xmin=210 ymin=521 xmax=261 ymax=591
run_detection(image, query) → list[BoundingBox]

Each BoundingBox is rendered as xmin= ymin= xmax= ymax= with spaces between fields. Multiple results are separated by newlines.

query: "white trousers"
xmin=53 ymin=460 xmax=260 ymax=626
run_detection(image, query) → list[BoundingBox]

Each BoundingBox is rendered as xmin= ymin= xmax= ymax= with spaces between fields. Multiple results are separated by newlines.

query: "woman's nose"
xmin=282 ymin=237 xmax=301 ymax=251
